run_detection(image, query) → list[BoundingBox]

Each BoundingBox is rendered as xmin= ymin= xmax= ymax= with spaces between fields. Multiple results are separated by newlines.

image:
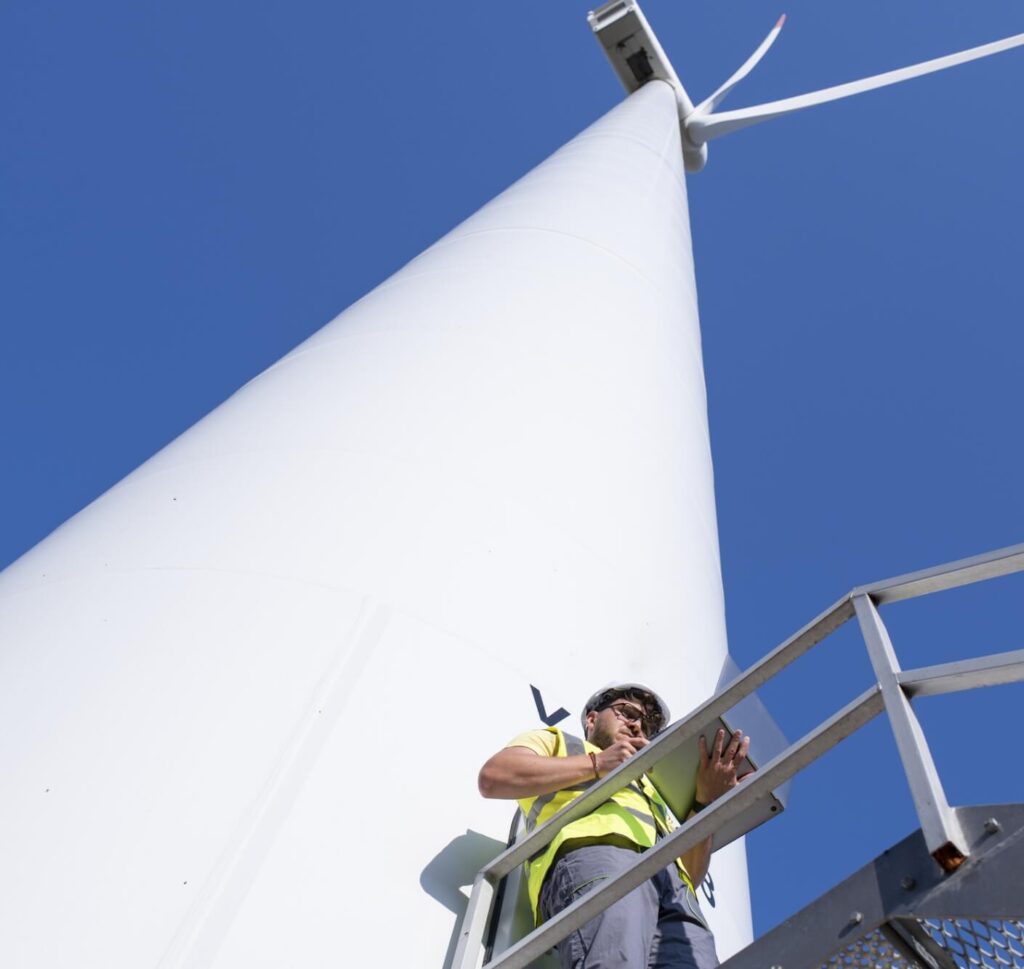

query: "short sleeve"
xmin=504 ymin=729 xmax=558 ymax=757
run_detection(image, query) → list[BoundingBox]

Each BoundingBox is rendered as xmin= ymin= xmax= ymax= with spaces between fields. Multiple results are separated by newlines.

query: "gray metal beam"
xmin=479 ymin=686 xmax=883 ymax=969
xmin=898 ymin=648 xmax=1024 ymax=698
xmin=853 ymin=542 xmax=1024 ymax=605
xmin=853 ymin=595 xmax=968 ymax=869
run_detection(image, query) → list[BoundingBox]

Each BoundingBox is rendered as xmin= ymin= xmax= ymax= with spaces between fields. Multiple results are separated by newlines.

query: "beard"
xmin=587 ymin=719 xmax=619 ymax=751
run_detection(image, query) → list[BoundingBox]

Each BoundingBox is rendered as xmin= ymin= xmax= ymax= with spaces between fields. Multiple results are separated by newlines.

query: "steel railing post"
xmin=853 ymin=593 xmax=969 ymax=869
xmin=450 ymin=873 xmax=497 ymax=969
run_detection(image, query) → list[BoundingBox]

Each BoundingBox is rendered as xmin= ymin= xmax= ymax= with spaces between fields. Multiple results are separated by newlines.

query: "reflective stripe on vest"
xmin=515 ymin=726 xmax=693 ymax=924
xmin=523 ymin=734 xmax=593 ymax=832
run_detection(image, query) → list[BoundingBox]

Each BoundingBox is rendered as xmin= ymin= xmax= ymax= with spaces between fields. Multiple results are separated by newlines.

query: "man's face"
xmin=585 ymin=696 xmax=649 ymax=749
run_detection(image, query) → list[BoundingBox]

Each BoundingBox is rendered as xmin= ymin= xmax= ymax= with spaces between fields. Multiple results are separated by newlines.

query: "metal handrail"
xmin=450 ymin=542 xmax=1024 ymax=969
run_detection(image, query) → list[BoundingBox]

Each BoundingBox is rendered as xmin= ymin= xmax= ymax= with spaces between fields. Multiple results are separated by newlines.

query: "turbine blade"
xmin=687 ymin=29 xmax=1024 ymax=144
xmin=693 ymin=14 xmax=787 ymax=116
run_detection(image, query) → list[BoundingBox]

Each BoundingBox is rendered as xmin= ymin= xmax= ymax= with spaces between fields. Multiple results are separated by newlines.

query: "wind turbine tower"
xmin=1 ymin=3 xmax=1022 ymax=968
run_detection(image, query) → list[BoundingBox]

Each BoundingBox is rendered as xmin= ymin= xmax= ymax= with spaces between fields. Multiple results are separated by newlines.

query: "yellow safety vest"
xmin=516 ymin=726 xmax=694 ymax=923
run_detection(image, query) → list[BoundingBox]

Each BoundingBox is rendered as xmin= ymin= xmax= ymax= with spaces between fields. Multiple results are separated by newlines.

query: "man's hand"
xmin=695 ymin=728 xmax=751 ymax=805
xmin=594 ymin=733 xmax=647 ymax=777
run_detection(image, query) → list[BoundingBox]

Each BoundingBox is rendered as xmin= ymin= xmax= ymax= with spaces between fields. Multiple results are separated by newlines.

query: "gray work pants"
xmin=538 ymin=845 xmax=719 ymax=969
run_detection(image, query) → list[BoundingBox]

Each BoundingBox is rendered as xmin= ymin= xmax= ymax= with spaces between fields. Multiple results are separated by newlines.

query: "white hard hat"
xmin=581 ymin=682 xmax=671 ymax=736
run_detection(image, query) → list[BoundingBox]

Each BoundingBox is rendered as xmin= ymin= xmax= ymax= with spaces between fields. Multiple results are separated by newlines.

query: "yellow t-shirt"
xmin=505 ymin=729 xmax=560 ymax=757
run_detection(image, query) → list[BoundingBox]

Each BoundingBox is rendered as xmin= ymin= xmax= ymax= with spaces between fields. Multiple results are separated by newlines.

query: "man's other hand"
xmin=695 ymin=728 xmax=751 ymax=805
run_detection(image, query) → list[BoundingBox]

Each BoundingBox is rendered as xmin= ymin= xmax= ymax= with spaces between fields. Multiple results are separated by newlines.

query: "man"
xmin=478 ymin=681 xmax=750 ymax=969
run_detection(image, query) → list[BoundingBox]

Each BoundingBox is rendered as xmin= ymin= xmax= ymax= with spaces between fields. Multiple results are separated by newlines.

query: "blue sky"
xmin=2 ymin=0 xmax=1022 ymax=938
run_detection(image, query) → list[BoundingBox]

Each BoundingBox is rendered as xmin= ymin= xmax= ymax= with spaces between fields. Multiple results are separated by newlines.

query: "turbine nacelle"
xmin=587 ymin=0 xmax=708 ymax=172
xmin=589 ymin=0 xmax=1024 ymax=173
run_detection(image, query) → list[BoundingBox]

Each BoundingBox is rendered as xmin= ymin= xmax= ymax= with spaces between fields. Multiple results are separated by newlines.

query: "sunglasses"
xmin=598 ymin=699 xmax=663 ymax=738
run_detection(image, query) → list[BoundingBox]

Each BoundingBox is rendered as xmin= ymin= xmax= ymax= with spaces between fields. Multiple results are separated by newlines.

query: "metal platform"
xmin=723 ymin=804 xmax=1024 ymax=969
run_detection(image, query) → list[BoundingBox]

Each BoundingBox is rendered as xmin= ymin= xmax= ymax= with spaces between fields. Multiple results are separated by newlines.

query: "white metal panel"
xmin=0 ymin=80 xmax=749 ymax=967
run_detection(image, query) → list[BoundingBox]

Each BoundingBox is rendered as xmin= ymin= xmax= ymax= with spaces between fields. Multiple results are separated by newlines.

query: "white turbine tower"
xmin=1 ymin=3 xmax=1022 ymax=968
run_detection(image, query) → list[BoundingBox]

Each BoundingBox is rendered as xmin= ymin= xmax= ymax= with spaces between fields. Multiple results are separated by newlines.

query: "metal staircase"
xmin=451 ymin=543 xmax=1024 ymax=969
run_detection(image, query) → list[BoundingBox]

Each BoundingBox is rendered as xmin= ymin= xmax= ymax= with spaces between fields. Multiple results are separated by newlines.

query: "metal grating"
xmin=923 ymin=919 xmax=1024 ymax=969
xmin=817 ymin=922 xmax=1024 ymax=969
xmin=822 ymin=928 xmax=912 ymax=969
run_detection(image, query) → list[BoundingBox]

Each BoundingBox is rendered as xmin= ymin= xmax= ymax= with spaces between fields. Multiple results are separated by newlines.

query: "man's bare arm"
xmin=680 ymin=813 xmax=713 ymax=885
xmin=478 ymin=747 xmax=592 ymax=799
xmin=478 ymin=738 xmax=646 ymax=799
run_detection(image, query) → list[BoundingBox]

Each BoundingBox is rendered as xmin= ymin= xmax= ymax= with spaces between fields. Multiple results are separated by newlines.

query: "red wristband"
xmin=589 ymin=752 xmax=600 ymax=780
